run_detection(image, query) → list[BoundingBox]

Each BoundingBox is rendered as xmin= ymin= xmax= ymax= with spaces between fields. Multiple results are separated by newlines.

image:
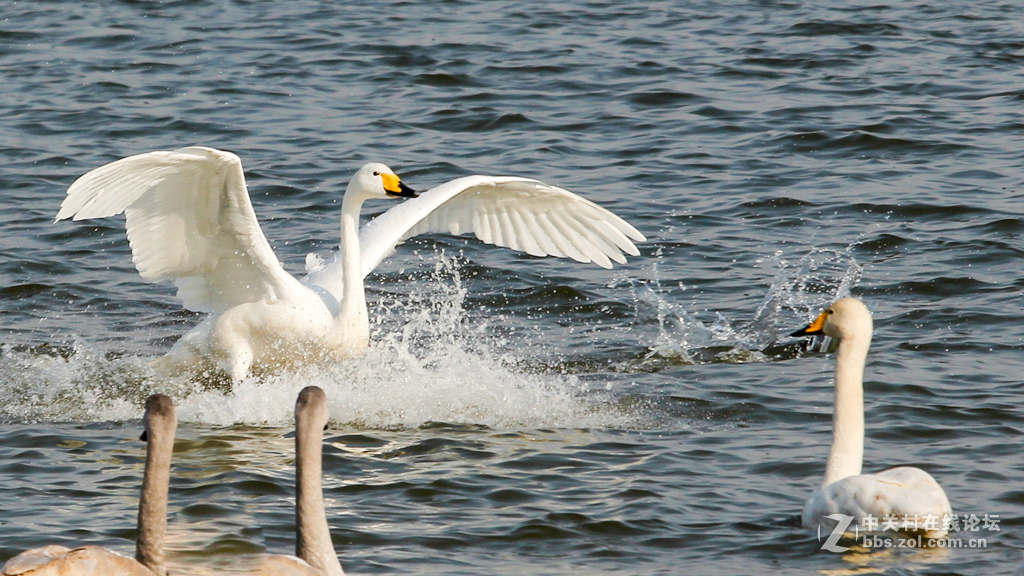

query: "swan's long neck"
xmin=336 ymin=191 xmax=369 ymax=349
xmin=823 ymin=331 xmax=870 ymax=486
xmin=296 ymin=409 xmax=345 ymax=576
xmin=136 ymin=401 xmax=176 ymax=576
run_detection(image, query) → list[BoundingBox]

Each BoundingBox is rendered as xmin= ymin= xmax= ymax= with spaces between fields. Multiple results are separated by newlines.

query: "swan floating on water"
xmin=256 ymin=386 xmax=345 ymax=576
xmin=792 ymin=298 xmax=951 ymax=539
xmin=1 ymin=395 xmax=177 ymax=576
xmin=57 ymin=146 xmax=645 ymax=381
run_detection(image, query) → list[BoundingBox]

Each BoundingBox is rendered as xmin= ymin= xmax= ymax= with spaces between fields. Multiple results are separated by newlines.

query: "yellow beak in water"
xmin=791 ymin=308 xmax=830 ymax=337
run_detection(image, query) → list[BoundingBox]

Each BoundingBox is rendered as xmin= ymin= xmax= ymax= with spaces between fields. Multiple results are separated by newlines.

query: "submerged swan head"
xmin=791 ymin=297 xmax=872 ymax=342
xmin=346 ymin=162 xmax=417 ymax=200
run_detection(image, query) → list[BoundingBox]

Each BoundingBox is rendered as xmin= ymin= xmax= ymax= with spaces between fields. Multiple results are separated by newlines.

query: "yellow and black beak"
xmin=791 ymin=309 xmax=830 ymax=337
xmin=381 ymin=173 xmax=418 ymax=198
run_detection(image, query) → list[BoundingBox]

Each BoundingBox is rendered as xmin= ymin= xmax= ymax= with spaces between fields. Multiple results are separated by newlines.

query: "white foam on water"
xmin=0 ymin=342 xmax=151 ymax=423
xmin=0 ymin=247 xmax=863 ymax=425
xmin=174 ymin=340 xmax=611 ymax=429
xmin=0 ymin=254 xmax=636 ymax=429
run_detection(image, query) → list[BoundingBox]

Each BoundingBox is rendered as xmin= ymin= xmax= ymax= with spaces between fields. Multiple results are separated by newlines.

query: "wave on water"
xmin=0 ymin=254 xmax=638 ymax=429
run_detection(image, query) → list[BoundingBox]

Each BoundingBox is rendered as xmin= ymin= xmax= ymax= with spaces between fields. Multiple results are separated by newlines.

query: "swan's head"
xmin=348 ymin=162 xmax=417 ymax=200
xmin=140 ymin=393 xmax=177 ymax=442
xmin=296 ymin=386 xmax=331 ymax=432
xmin=791 ymin=297 xmax=872 ymax=342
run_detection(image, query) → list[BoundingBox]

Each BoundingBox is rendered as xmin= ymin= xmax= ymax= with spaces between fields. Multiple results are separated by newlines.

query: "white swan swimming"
xmin=56 ymin=146 xmax=645 ymax=381
xmin=256 ymin=386 xmax=344 ymax=576
xmin=1 ymin=395 xmax=177 ymax=576
xmin=792 ymin=298 xmax=951 ymax=538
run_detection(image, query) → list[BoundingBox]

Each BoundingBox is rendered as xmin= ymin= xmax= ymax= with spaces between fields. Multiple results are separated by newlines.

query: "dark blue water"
xmin=1 ymin=1 xmax=1023 ymax=574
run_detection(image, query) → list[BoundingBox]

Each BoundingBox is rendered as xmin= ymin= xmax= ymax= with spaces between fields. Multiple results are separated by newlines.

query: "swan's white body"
xmin=794 ymin=298 xmax=951 ymax=538
xmin=1 ymin=395 xmax=177 ymax=576
xmin=257 ymin=386 xmax=344 ymax=576
xmin=57 ymin=146 xmax=645 ymax=381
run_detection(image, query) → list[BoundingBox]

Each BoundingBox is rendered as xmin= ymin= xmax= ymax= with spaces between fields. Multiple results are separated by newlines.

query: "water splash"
xmin=631 ymin=275 xmax=734 ymax=364
xmin=0 ymin=253 xmax=637 ymax=429
xmin=632 ymin=245 xmax=861 ymax=365
xmin=748 ymin=245 xmax=862 ymax=348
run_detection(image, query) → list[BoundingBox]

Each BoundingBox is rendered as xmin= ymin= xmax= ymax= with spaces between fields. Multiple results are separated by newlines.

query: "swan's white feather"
xmin=58 ymin=147 xmax=300 ymax=314
xmin=359 ymin=175 xmax=643 ymax=273
xmin=803 ymin=466 xmax=952 ymax=536
xmin=302 ymin=175 xmax=645 ymax=301
xmin=371 ymin=176 xmax=621 ymax=264
xmin=59 ymin=148 xmax=644 ymax=381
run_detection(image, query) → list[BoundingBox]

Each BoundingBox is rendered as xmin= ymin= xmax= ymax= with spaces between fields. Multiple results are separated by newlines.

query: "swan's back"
xmin=254 ymin=554 xmax=323 ymax=576
xmin=803 ymin=467 xmax=952 ymax=537
xmin=1 ymin=545 xmax=156 ymax=576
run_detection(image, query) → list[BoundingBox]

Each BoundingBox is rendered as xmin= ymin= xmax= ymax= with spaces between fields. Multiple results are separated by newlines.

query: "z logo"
xmin=818 ymin=514 xmax=857 ymax=552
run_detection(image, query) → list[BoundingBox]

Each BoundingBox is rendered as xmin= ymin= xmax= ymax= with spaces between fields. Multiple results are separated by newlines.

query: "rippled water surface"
xmin=2 ymin=1 xmax=1023 ymax=574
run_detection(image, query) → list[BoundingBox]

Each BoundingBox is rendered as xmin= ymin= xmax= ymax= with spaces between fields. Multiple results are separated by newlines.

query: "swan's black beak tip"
xmin=387 ymin=181 xmax=418 ymax=199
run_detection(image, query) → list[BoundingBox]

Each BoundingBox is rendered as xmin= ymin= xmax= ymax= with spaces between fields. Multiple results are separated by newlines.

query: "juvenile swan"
xmin=57 ymin=147 xmax=645 ymax=381
xmin=792 ymin=298 xmax=951 ymax=538
xmin=1 ymin=395 xmax=177 ymax=576
xmin=257 ymin=386 xmax=344 ymax=576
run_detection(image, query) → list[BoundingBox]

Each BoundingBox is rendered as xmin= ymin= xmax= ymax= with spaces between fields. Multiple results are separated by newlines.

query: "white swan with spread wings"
xmin=57 ymin=146 xmax=644 ymax=381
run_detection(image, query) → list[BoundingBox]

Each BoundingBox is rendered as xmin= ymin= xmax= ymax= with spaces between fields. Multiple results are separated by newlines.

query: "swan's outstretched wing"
xmin=56 ymin=146 xmax=300 ymax=313
xmin=357 ymin=175 xmax=646 ymax=276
